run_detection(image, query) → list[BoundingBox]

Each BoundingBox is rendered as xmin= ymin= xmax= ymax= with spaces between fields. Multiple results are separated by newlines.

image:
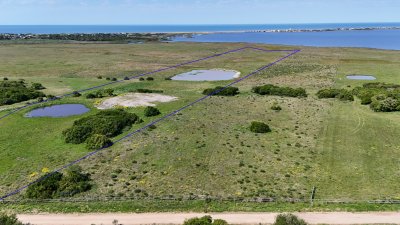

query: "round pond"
xmin=26 ymin=104 xmax=90 ymax=118
xmin=171 ymin=69 xmax=240 ymax=81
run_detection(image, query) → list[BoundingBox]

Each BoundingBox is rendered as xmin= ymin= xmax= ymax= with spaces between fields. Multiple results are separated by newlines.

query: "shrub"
xmin=370 ymin=96 xmax=400 ymax=112
xmin=37 ymin=97 xmax=44 ymax=102
xmin=271 ymin=102 xmax=282 ymax=111
xmin=26 ymin=172 xmax=63 ymax=199
xmin=136 ymin=89 xmax=163 ymax=93
xmin=202 ymin=86 xmax=239 ymax=96
xmin=86 ymin=93 xmax=97 ymax=99
xmin=3 ymin=77 xmax=8 ymax=80
xmin=0 ymin=213 xmax=25 ymax=225
xmin=72 ymin=91 xmax=81 ymax=97
xmin=183 ymin=216 xmax=228 ymax=225
xmin=124 ymin=76 xmax=130 ymax=80
xmin=106 ymin=77 xmax=111 ymax=80
xmin=26 ymin=166 xmax=91 ymax=199
xmin=317 ymin=88 xmax=354 ymax=101
xmin=0 ymin=80 xmax=46 ymax=106
xmin=57 ymin=165 xmax=92 ymax=197
xmin=97 ymin=76 xmax=103 ymax=79
xmin=274 ymin=214 xmax=307 ymax=225
xmin=86 ymin=89 xmax=114 ymax=99
xmin=250 ymin=121 xmax=271 ymax=133
xmin=146 ymin=77 xmax=154 ymax=81
xmin=63 ymin=109 xmax=140 ymax=144
xmin=111 ymin=77 xmax=117 ymax=81
xmin=86 ymin=134 xmax=113 ymax=150
xmin=31 ymin=82 xmax=46 ymax=90
xmin=139 ymin=77 xmax=145 ymax=81
xmin=144 ymin=106 xmax=161 ymax=117
xmin=252 ymin=84 xmax=307 ymax=98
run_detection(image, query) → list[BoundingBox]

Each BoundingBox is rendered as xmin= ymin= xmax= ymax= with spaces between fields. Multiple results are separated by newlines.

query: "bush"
xmin=31 ymin=82 xmax=45 ymax=90
xmin=0 ymin=80 xmax=46 ymax=106
xmin=183 ymin=216 xmax=228 ymax=225
xmin=97 ymin=76 xmax=103 ymax=79
xmin=250 ymin=121 xmax=271 ymax=133
xmin=72 ymin=91 xmax=81 ymax=97
xmin=3 ymin=77 xmax=8 ymax=80
xmin=0 ymin=213 xmax=26 ymax=225
xmin=63 ymin=109 xmax=140 ymax=144
xmin=139 ymin=77 xmax=145 ymax=81
xmin=146 ymin=77 xmax=154 ymax=81
xmin=26 ymin=172 xmax=63 ymax=199
xmin=124 ymin=76 xmax=130 ymax=80
xmin=274 ymin=214 xmax=307 ymax=225
xmin=86 ymin=134 xmax=113 ymax=150
xmin=136 ymin=89 xmax=163 ymax=93
xmin=370 ymin=96 xmax=400 ymax=112
xmin=144 ymin=106 xmax=161 ymax=117
xmin=252 ymin=84 xmax=307 ymax=98
xmin=202 ymin=86 xmax=239 ymax=96
xmin=111 ymin=77 xmax=117 ymax=81
xmin=26 ymin=166 xmax=91 ymax=199
xmin=86 ymin=89 xmax=114 ymax=99
xmin=271 ymin=102 xmax=282 ymax=111
xmin=317 ymin=88 xmax=354 ymax=101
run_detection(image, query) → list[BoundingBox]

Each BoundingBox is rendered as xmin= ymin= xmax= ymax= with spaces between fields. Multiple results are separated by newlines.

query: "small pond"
xmin=171 ymin=69 xmax=240 ymax=81
xmin=26 ymin=104 xmax=90 ymax=118
xmin=346 ymin=75 xmax=376 ymax=80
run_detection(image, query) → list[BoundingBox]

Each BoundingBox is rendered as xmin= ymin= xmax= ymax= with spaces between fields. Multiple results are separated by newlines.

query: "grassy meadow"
xmin=0 ymin=42 xmax=400 ymax=212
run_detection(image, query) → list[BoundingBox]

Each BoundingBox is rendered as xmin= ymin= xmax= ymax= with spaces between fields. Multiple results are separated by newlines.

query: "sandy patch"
xmin=96 ymin=93 xmax=178 ymax=109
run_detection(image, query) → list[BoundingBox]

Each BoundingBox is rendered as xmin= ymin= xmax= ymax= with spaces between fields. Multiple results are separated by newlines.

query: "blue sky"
xmin=0 ymin=0 xmax=399 ymax=25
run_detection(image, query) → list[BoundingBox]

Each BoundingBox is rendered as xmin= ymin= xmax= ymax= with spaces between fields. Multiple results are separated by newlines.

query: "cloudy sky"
xmin=0 ymin=0 xmax=399 ymax=25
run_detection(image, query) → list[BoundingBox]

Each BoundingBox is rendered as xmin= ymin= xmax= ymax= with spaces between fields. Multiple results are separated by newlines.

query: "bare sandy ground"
xmin=18 ymin=212 xmax=400 ymax=225
xmin=96 ymin=93 xmax=178 ymax=109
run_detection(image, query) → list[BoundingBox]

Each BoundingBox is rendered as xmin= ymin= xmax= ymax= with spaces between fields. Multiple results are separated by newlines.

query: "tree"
xmin=144 ymin=106 xmax=161 ymax=117
xmin=250 ymin=121 xmax=271 ymax=133
xmin=202 ymin=86 xmax=239 ymax=96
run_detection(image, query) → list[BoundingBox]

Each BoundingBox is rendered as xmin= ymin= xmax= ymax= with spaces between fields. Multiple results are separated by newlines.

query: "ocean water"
xmin=1 ymin=23 xmax=400 ymax=34
xmin=173 ymin=29 xmax=400 ymax=50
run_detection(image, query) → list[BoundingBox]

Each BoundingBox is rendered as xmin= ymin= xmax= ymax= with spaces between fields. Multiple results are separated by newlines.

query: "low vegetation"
xmin=135 ymin=88 xmax=163 ymax=93
xmin=0 ymin=80 xmax=46 ymax=105
xmin=249 ymin=121 xmax=271 ymax=133
xmin=26 ymin=165 xmax=91 ymax=199
xmin=184 ymin=216 xmax=228 ymax=225
xmin=274 ymin=214 xmax=307 ymax=225
xmin=144 ymin=106 xmax=161 ymax=117
xmin=353 ymin=82 xmax=400 ymax=112
xmin=252 ymin=84 xmax=307 ymax=98
xmin=0 ymin=213 xmax=26 ymax=225
xmin=316 ymin=88 xmax=354 ymax=101
xmin=86 ymin=88 xmax=115 ymax=99
xmin=63 ymin=109 xmax=140 ymax=145
xmin=86 ymin=134 xmax=113 ymax=150
xmin=202 ymin=86 xmax=239 ymax=96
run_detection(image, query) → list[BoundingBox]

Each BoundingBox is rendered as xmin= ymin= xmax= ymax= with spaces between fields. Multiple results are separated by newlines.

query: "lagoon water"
xmin=171 ymin=70 xmax=239 ymax=81
xmin=173 ymin=29 xmax=400 ymax=50
xmin=26 ymin=104 xmax=89 ymax=118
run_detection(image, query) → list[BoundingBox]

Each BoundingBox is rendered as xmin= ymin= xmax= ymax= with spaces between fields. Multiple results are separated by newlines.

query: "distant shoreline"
xmin=1 ymin=26 xmax=400 ymax=35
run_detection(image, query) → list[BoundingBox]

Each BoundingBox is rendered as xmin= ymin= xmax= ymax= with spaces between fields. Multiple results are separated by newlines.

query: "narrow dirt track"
xmin=18 ymin=212 xmax=400 ymax=225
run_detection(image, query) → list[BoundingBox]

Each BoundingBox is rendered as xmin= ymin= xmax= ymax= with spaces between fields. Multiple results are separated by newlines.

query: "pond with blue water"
xmin=26 ymin=104 xmax=90 ymax=118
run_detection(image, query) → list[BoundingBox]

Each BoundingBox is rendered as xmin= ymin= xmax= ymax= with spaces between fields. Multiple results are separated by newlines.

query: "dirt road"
xmin=18 ymin=212 xmax=400 ymax=225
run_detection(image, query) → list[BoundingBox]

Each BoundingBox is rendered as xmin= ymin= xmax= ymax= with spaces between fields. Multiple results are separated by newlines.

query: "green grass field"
xmin=0 ymin=42 xmax=400 ymax=212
